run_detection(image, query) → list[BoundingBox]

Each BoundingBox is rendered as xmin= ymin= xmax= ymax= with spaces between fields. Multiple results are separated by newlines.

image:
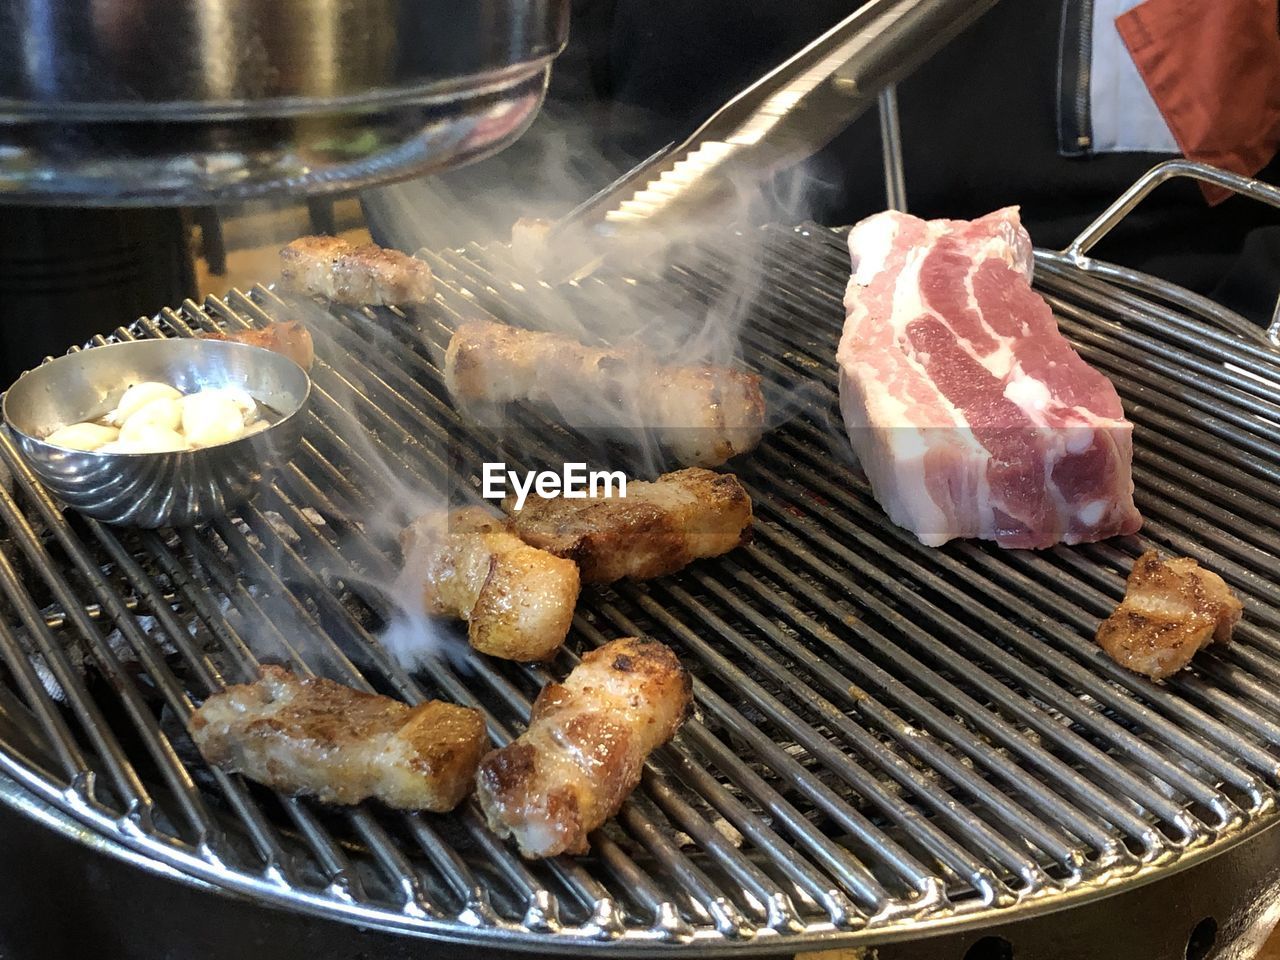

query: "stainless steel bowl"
xmin=2 ymin=339 xmax=310 ymax=527
xmin=0 ymin=0 xmax=569 ymax=205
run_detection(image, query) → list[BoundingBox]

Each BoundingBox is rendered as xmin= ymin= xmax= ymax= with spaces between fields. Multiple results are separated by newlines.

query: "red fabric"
xmin=1117 ymin=0 xmax=1280 ymax=204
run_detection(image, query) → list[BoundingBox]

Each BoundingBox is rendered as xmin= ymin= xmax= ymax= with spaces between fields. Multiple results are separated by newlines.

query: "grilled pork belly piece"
xmin=476 ymin=637 xmax=691 ymax=858
xmin=279 ymin=235 xmax=434 ymax=306
xmin=443 ymin=320 xmax=765 ymax=468
xmin=1096 ymin=551 xmax=1242 ymax=679
xmin=840 ymin=207 xmax=1141 ymax=548
xmin=201 ymin=320 xmax=315 ymax=370
xmin=189 ymin=666 xmax=487 ymax=811
xmin=401 ymin=508 xmax=580 ymax=661
xmin=510 ymin=217 xmax=553 ymax=268
xmin=504 ymin=467 xmax=753 ymax=583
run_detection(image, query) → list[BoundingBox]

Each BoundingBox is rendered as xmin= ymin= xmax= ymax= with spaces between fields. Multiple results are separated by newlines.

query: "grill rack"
xmin=0 ymin=223 xmax=1278 ymax=954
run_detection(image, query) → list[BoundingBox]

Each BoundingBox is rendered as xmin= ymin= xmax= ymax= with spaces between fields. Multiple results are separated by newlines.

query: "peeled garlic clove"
xmin=202 ymin=387 xmax=257 ymax=418
xmin=181 ymin=391 xmax=245 ymax=449
xmin=110 ymin=382 xmax=183 ymax=426
xmin=119 ymin=396 xmax=182 ymax=438
xmin=108 ymin=425 xmax=188 ymax=454
xmin=44 ymin=422 xmax=120 ymax=451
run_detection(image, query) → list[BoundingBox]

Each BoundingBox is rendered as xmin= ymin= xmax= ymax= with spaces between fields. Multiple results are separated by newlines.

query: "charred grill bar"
xmin=0 ymin=223 xmax=1277 ymax=953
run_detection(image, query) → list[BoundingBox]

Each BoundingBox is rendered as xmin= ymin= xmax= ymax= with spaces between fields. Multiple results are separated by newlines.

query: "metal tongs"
xmin=540 ymin=0 xmax=1002 ymax=282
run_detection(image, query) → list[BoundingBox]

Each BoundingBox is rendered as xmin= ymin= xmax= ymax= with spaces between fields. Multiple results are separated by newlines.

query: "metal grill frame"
xmin=0 ymin=214 xmax=1278 ymax=955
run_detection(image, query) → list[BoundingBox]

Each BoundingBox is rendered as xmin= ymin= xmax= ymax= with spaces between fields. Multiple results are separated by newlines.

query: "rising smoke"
xmin=242 ymin=93 xmax=839 ymax=674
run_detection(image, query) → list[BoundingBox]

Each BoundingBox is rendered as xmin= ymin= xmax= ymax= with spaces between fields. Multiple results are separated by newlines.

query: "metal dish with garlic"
xmin=45 ymin=380 xmax=273 ymax=455
xmin=3 ymin=337 xmax=310 ymax=527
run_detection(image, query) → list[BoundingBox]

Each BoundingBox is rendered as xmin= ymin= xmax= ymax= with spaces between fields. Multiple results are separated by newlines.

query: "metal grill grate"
xmin=0 ymin=223 xmax=1278 ymax=953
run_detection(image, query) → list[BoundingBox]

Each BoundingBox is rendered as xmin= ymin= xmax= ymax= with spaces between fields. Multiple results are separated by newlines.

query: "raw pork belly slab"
xmin=837 ymin=207 xmax=1142 ymax=549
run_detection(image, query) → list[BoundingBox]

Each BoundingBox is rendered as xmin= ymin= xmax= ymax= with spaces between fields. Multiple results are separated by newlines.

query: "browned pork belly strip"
xmin=503 ymin=467 xmax=753 ymax=583
xmin=443 ymin=320 xmax=765 ymax=468
xmin=510 ymin=217 xmax=553 ymax=269
xmin=475 ymin=637 xmax=691 ymax=858
xmin=401 ymin=507 xmax=581 ymax=662
xmin=200 ymin=320 xmax=315 ymax=370
xmin=189 ymin=666 xmax=487 ymax=811
xmin=279 ymin=235 xmax=434 ymax=306
xmin=1096 ymin=551 xmax=1243 ymax=679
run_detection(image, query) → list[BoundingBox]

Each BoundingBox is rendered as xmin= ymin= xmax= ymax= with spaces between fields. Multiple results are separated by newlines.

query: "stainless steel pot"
xmin=0 ymin=0 xmax=568 ymax=205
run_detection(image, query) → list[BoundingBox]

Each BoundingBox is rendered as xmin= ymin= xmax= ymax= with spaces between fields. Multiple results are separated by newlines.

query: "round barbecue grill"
xmin=1 ymin=164 xmax=1280 ymax=957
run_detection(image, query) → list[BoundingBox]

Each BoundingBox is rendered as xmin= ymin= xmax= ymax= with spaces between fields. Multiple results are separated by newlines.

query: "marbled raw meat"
xmin=838 ymin=207 xmax=1141 ymax=548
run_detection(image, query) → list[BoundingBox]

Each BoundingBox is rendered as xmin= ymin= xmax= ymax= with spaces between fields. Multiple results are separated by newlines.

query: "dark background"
xmin=419 ymin=0 xmax=1280 ymax=317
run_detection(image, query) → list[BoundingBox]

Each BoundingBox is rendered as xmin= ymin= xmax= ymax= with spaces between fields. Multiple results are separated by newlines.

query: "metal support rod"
xmin=878 ymin=86 xmax=907 ymax=212
xmin=1061 ymin=159 xmax=1280 ymax=347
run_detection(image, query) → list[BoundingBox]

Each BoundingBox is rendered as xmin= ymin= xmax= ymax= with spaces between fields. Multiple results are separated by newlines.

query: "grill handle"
xmin=543 ymin=0 xmax=1001 ymax=279
xmin=1057 ymin=158 xmax=1280 ymax=347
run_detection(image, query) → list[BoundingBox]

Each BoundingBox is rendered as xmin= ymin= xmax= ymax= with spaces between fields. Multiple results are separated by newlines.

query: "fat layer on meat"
xmin=1096 ymin=551 xmax=1242 ymax=679
xmin=189 ymin=666 xmax=488 ymax=811
xmin=840 ymin=207 xmax=1141 ymax=548
xmin=504 ymin=467 xmax=752 ymax=583
xmin=201 ymin=320 xmax=315 ymax=370
xmin=443 ymin=320 xmax=765 ymax=468
xmin=401 ymin=508 xmax=580 ymax=661
xmin=279 ymin=235 xmax=434 ymax=306
xmin=475 ymin=637 xmax=691 ymax=858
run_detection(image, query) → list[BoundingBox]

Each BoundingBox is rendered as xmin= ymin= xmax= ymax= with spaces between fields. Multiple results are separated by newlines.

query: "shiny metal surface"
xmin=5 ymin=761 xmax=1276 ymax=960
xmin=0 ymin=209 xmax=1276 ymax=952
xmin=877 ymin=87 xmax=907 ymax=211
xmin=1055 ymin=159 xmax=1280 ymax=347
xmin=0 ymin=0 xmax=567 ymax=204
xmin=544 ymin=0 xmax=998 ymax=276
xmin=3 ymin=338 xmax=309 ymax=526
